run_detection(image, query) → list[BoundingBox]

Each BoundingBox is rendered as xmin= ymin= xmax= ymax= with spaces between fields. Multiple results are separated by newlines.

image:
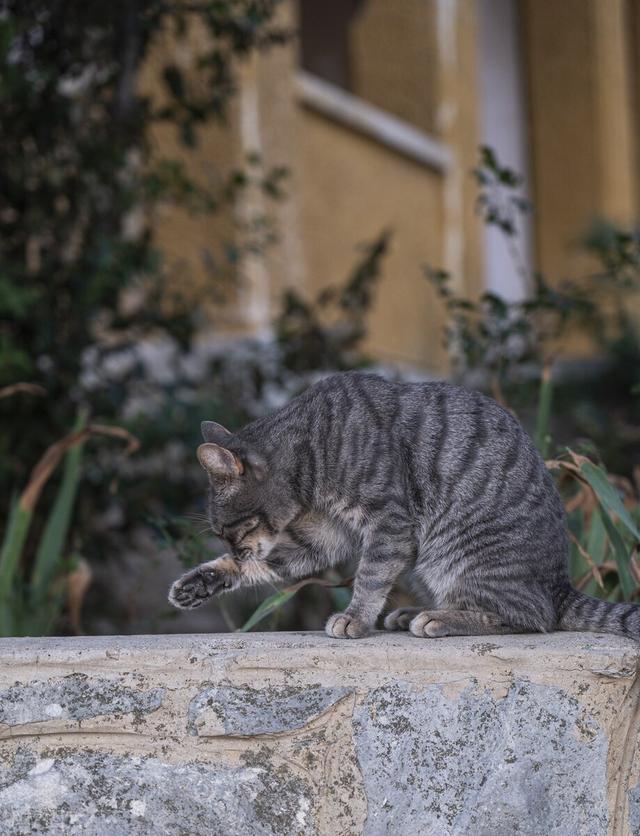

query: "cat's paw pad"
xmin=325 ymin=612 xmax=369 ymax=639
xmin=409 ymin=611 xmax=447 ymax=638
xmin=384 ymin=607 xmax=420 ymax=631
xmin=168 ymin=565 xmax=230 ymax=610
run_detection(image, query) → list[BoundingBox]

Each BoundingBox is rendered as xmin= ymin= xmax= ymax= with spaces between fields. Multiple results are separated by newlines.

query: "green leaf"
xmin=598 ymin=507 xmax=635 ymax=600
xmin=534 ymin=369 xmax=554 ymax=458
xmin=30 ymin=410 xmax=88 ymax=606
xmin=580 ymin=460 xmax=640 ymax=542
xmin=238 ymin=575 xmax=354 ymax=632
xmin=0 ymin=504 xmax=31 ymax=636
xmin=586 ymin=510 xmax=607 ymax=565
xmin=238 ymin=587 xmax=297 ymax=632
xmin=606 ymin=582 xmax=622 ymax=603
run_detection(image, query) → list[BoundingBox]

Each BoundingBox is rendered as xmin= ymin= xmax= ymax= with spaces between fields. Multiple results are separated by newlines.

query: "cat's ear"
xmin=201 ymin=421 xmax=232 ymax=443
xmin=197 ymin=443 xmax=243 ymax=479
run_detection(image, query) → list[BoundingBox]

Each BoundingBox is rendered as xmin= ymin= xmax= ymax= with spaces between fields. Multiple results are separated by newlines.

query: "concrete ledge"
xmin=0 ymin=632 xmax=639 ymax=835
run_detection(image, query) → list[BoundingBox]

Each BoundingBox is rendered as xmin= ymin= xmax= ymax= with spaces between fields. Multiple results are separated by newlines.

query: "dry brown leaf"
xmin=567 ymin=449 xmax=592 ymax=469
xmin=490 ymin=376 xmax=508 ymax=409
xmin=565 ymin=487 xmax=587 ymax=515
xmin=0 ymin=382 xmax=46 ymax=399
xmin=569 ymin=532 xmax=604 ymax=589
xmin=67 ymin=558 xmax=93 ymax=635
xmin=20 ymin=424 xmax=139 ymax=512
xmin=575 ymin=561 xmax=619 ymax=591
xmin=546 ymin=459 xmax=581 ymax=476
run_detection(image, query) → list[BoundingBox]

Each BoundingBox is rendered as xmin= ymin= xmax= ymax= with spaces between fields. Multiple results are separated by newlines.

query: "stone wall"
xmin=0 ymin=631 xmax=639 ymax=835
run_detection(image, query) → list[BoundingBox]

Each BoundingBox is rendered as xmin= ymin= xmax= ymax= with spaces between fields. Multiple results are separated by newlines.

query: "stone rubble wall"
xmin=0 ymin=631 xmax=639 ymax=835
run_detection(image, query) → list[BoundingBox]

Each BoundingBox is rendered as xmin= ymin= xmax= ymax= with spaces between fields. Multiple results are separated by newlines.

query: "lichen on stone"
xmin=0 ymin=675 xmax=165 ymax=726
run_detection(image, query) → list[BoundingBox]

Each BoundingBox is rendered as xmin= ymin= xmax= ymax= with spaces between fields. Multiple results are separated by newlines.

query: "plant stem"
xmin=535 ymin=363 xmax=554 ymax=458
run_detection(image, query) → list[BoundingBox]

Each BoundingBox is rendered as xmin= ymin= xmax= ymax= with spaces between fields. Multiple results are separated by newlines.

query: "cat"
xmin=169 ymin=371 xmax=639 ymax=639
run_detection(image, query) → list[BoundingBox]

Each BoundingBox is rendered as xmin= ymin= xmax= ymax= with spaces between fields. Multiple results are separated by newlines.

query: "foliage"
xmin=238 ymin=574 xmax=353 ymax=632
xmin=0 ymin=388 xmax=138 ymax=636
xmin=426 ymin=146 xmax=639 ymax=402
xmin=275 ymin=230 xmax=390 ymax=373
xmin=0 ymin=0 xmax=290 ymax=632
xmin=0 ymin=0 xmax=287 ymax=475
xmin=550 ymin=451 xmax=640 ymax=603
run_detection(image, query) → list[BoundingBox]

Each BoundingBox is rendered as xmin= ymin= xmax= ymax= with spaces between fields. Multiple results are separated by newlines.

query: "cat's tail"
xmin=556 ymin=583 xmax=640 ymax=638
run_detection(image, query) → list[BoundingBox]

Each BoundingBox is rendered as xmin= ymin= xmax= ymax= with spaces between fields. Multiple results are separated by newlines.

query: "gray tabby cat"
xmin=169 ymin=371 xmax=639 ymax=639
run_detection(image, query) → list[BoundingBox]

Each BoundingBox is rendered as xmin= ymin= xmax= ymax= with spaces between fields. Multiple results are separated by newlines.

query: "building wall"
xmin=348 ymin=0 xmax=441 ymax=136
xmin=631 ymin=0 xmax=640 ymax=197
xmin=288 ymin=0 xmax=483 ymax=371
xmin=139 ymin=18 xmax=239 ymax=324
xmin=522 ymin=0 xmax=638 ymax=280
xmin=295 ymin=107 xmax=446 ymax=367
xmin=477 ymin=0 xmax=533 ymax=301
xmin=145 ymin=0 xmax=640 ymax=371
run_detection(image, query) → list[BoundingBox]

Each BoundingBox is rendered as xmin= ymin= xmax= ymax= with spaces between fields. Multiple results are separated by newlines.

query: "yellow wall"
xmin=522 ymin=0 xmax=637 ymax=280
xmin=289 ymin=0 xmax=482 ymax=371
xmin=144 ymin=0 xmax=640 ymax=370
xmin=628 ymin=0 xmax=640 ymax=201
xmin=139 ymin=17 xmax=256 ymax=332
xmin=295 ymin=108 xmax=446 ymax=367
xmin=348 ymin=0 xmax=441 ymax=135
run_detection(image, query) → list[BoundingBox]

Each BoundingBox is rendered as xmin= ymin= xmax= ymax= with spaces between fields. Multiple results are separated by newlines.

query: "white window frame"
xmin=295 ymin=70 xmax=452 ymax=174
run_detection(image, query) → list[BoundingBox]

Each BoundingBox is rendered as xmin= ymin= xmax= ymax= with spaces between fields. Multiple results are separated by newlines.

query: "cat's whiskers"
xmin=186 ymin=512 xmax=209 ymax=522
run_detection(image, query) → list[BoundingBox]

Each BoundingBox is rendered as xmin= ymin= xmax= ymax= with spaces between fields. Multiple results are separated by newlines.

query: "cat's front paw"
xmin=168 ymin=558 xmax=236 ymax=610
xmin=325 ymin=612 xmax=370 ymax=639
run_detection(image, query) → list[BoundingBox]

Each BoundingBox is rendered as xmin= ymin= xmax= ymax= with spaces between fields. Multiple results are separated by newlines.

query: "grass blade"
xmin=0 ymin=419 xmax=137 ymax=637
xmin=238 ymin=575 xmax=353 ymax=632
xmin=580 ymin=460 xmax=640 ymax=542
xmin=534 ymin=364 xmax=553 ymax=457
xmin=238 ymin=588 xmax=297 ymax=632
xmin=30 ymin=410 xmax=88 ymax=605
xmin=0 ymin=505 xmax=31 ymax=636
xmin=598 ymin=507 xmax=636 ymax=600
xmin=586 ymin=509 xmax=607 ymax=565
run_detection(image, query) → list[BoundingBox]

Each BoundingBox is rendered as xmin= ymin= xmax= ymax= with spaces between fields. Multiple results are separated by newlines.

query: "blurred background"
xmin=1 ymin=0 xmax=639 ymax=638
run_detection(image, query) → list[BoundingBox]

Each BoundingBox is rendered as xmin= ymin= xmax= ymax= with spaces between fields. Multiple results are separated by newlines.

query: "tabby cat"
xmin=169 ymin=372 xmax=639 ymax=639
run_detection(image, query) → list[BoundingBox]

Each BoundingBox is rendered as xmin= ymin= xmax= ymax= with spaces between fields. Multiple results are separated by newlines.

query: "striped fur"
xmin=169 ymin=372 xmax=639 ymax=640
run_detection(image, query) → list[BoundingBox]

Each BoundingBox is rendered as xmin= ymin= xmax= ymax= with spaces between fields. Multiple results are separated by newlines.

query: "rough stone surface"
xmin=0 ymin=674 xmax=165 ymax=726
xmin=187 ymin=683 xmax=351 ymax=736
xmin=0 ymin=631 xmax=639 ymax=835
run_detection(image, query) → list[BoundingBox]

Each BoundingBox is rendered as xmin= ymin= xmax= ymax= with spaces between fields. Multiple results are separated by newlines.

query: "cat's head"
xmin=197 ymin=420 xmax=296 ymax=563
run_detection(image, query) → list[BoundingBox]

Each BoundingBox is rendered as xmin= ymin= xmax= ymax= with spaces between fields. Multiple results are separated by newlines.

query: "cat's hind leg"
xmin=383 ymin=607 xmax=423 ymax=631
xmin=408 ymin=609 xmax=527 ymax=638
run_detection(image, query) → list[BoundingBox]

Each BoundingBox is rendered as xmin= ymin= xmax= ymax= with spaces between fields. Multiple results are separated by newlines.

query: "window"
xmin=298 ymin=0 xmax=440 ymax=136
xmin=299 ymin=0 xmax=364 ymax=90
